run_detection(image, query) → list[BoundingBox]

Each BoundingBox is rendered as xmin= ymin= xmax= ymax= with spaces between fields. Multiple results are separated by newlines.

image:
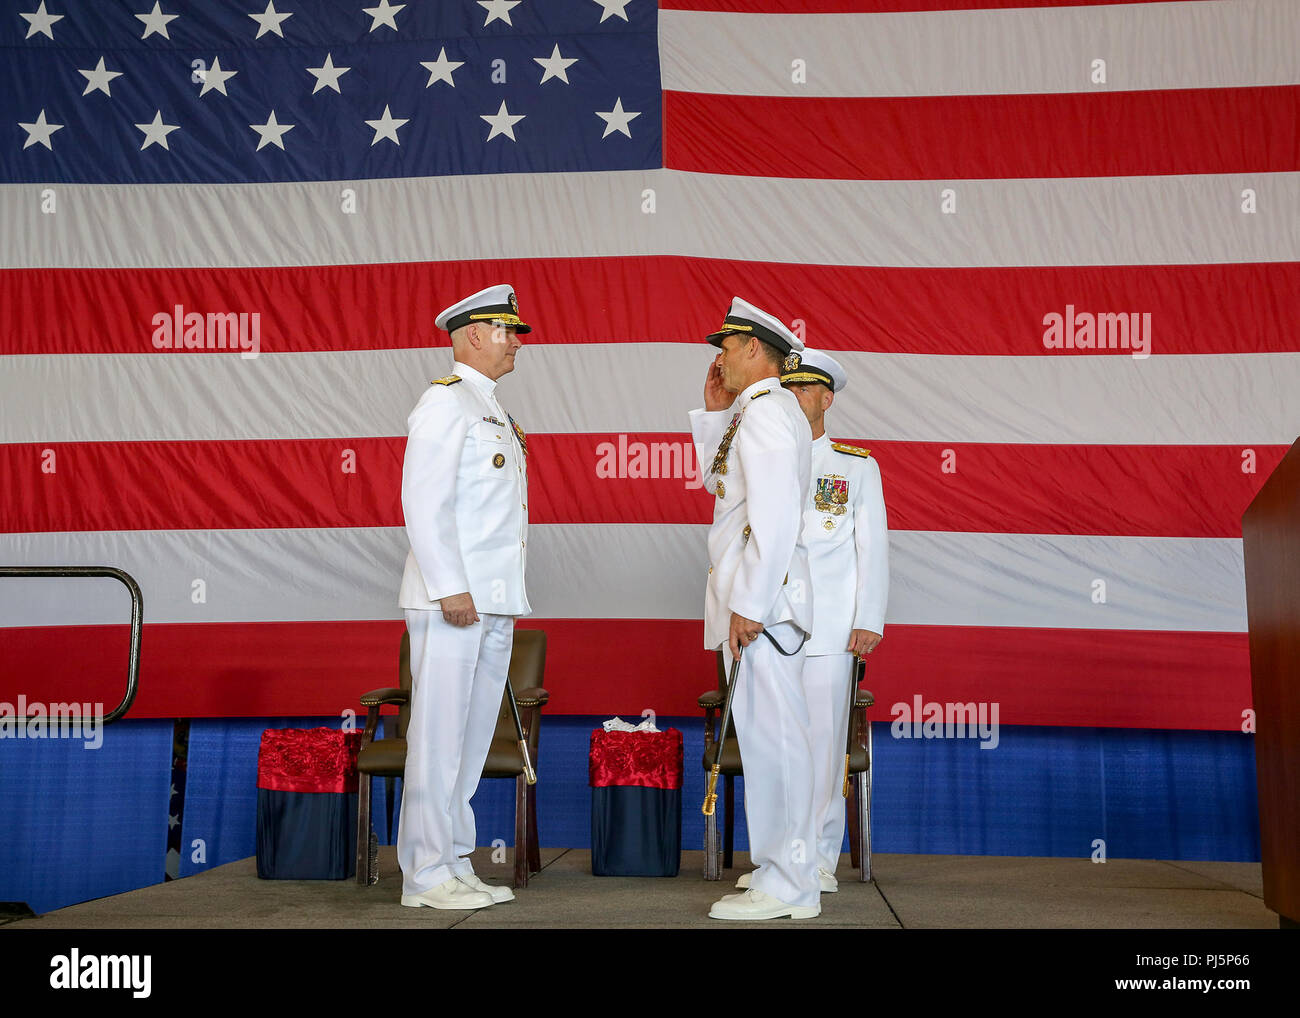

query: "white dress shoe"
xmin=736 ymin=869 xmax=837 ymax=893
xmin=457 ymin=873 xmax=515 ymax=903
xmin=709 ymin=889 xmax=820 ymax=921
xmin=400 ymin=877 xmax=493 ymax=910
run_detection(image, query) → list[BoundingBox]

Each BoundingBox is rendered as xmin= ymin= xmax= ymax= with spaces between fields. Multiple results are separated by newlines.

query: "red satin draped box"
xmin=257 ymin=727 xmax=362 ymax=794
xmin=589 ymin=728 xmax=683 ymax=790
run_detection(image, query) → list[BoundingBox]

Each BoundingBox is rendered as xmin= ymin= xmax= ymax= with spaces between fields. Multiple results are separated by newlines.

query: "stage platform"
xmin=3 ymin=848 xmax=1275 ymax=929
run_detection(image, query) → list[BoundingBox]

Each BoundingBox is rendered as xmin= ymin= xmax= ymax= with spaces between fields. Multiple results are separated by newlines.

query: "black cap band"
xmin=444 ymin=303 xmax=532 ymax=334
xmin=705 ymin=316 xmax=793 ymax=354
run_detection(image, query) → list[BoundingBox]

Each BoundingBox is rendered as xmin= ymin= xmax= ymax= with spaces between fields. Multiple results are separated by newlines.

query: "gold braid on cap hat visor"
xmin=781 ymin=370 xmax=833 ymax=386
xmin=468 ymin=312 xmax=524 ymax=326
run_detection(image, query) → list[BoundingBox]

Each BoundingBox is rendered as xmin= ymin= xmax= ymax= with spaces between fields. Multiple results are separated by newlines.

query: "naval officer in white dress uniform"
xmin=396 ymin=284 xmax=532 ymax=911
xmin=688 ymin=297 xmax=820 ymax=920
xmin=779 ymin=347 xmax=888 ymax=887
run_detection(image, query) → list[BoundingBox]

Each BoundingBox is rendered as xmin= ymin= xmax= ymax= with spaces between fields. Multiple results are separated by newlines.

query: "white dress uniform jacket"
xmin=398 ymin=361 xmax=530 ymax=617
xmin=689 ymin=378 xmax=813 ymax=649
xmin=803 ymin=434 xmax=889 ymax=654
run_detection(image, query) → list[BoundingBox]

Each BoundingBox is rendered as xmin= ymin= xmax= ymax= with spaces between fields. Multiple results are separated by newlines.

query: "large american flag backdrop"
xmin=2 ymin=0 xmax=1297 ymax=734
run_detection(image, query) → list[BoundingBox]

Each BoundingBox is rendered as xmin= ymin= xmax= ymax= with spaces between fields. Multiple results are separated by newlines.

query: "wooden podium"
xmin=1241 ymin=436 xmax=1300 ymax=928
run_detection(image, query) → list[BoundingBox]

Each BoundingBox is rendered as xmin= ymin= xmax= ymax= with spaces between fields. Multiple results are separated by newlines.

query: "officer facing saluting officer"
xmin=396 ymin=284 xmax=531 ymax=911
xmin=689 ymin=297 xmax=821 ymax=920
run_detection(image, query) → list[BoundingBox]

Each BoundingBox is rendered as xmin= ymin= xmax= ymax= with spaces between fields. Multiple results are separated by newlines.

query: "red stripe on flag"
xmin=0 ymin=618 xmax=1250 ymax=730
xmin=1 ymin=438 xmax=1281 ymax=538
xmin=2 ymin=260 xmax=1298 ymax=355
xmin=664 ymin=86 xmax=1300 ymax=180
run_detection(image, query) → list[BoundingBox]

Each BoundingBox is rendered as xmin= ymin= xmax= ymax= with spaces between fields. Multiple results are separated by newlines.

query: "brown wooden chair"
xmin=699 ymin=652 xmax=873 ymax=881
xmin=354 ymin=627 xmax=548 ymax=888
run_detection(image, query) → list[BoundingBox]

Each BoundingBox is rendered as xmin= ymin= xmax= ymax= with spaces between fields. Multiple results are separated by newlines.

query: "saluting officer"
xmin=689 ymin=297 xmax=820 ymax=921
xmin=778 ymin=347 xmax=888 ymax=888
xmin=396 ymin=284 xmax=532 ymax=911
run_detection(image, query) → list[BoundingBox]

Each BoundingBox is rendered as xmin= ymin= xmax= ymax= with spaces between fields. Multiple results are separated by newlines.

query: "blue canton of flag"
xmin=3 ymin=0 xmax=661 ymax=183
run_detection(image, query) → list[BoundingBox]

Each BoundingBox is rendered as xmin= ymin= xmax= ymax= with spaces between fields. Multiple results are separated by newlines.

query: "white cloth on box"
xmin=602 ymin=716 xmax=660 ymax=733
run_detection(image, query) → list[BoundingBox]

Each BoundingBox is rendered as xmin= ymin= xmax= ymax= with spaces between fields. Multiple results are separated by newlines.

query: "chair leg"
xmin=704 ymin=808 xmax=720 ymax=880
xmin=723 ymin=775 xmax=735 ymax=870
xmin=356 ymin=773 xmax=375 ymax=886
xmin=847 ymin=777 xmax=861 ymax=870
xmin=384 ymin=776 xmax=396 ymax=844
xmin=860 ymin=721 xmax=872 ymax=882
xmin=526 ymin=782 xmax=540 ymax=875
xmin=514 ymin=773 xmax=528 ymax=889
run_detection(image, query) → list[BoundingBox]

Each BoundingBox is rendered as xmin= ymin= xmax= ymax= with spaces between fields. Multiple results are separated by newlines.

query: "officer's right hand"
xmin=440 ymin=592 xmax=480 ymax=627
xmin=704 ymin=356 xmax=730 ymax=412
xmin=728 ymin=612 xmax=764 ymax=659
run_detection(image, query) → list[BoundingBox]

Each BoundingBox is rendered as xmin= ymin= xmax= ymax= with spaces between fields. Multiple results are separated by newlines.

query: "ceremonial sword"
xmin=702 ymin=647 xmax=742 ymax=816
xmin=504 ymin=679 xmax=537 ymax=785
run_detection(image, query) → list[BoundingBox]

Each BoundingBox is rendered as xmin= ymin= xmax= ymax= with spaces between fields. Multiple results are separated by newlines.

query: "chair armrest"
xmin=360 ymin=687 xmax=409 ymax=708
xmin=515 ymin=687 xmax=548 ymax=708
xmin=698 ymin=690 xmax=724 ymax=708
xmin=855 ymin=688 xmax=874 ymax=709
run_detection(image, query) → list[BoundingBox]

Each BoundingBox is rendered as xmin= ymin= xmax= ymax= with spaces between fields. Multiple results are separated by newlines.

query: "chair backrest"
xmin=396 ymin=627 xmax=547 ymax=753
xmin=396 ymin=629 xmax=414 ymax=740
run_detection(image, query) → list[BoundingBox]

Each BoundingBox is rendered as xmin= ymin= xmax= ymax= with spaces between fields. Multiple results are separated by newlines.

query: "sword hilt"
xmin=519 ymin=740 xmax=537 ymax=785
xmin=842 ymin=753 xmax=851 ymax=798
xmin=703 ymin=765 xmax=720 ymax=816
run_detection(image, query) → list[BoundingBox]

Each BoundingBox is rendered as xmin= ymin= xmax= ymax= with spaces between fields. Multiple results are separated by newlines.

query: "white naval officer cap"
xmin=780 ymin=346 xmax=847 ymax=393
xmin=705 ymin=296 xmax=804 ymax=356
xmin=435 ymin=283 xmax=532 ymax=334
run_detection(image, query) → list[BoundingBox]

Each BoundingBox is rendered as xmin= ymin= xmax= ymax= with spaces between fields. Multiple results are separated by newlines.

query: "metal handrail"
xmin=0 ymin=566 xmax=142 ymax=725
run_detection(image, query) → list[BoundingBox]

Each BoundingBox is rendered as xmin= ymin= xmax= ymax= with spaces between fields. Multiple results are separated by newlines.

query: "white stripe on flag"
xmin=0 ymin=525 xmax=1247 ymax=633
xmin=660 ymin=0 xmax=1300 ymax=98
xmin=5 ymin=170 xmax=1299 ymax=270
xmin=3 ymin=346 xmax=1298 ymax=445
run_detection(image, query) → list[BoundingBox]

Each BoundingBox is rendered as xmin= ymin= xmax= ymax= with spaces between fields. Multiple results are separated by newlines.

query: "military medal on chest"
xmin=508 ymin=413 xmax=528 ymax=458
xmin=710 ymin=412 xmax=743 ymax=499
xmin=815 ymin=474 xmax=849 ymax=527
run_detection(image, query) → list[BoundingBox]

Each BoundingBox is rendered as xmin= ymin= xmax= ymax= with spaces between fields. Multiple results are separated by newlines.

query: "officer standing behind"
xmin=778 ymin=347 xmax=888 ymax=889
xmin=396 ymin=284 xmax=531 ymax=910
xmin=689 ymin=297 xmax=820 ymax=921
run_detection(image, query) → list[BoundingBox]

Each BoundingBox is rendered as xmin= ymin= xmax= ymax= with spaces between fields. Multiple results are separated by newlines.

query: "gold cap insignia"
xmin=509 ymin=292 xmax=519 ymax=315
xmin=783 ymin=352 xmax=801 ymax=373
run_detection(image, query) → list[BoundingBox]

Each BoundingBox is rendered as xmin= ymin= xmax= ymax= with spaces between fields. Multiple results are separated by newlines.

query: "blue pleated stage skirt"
xmin=256 ymin=788 xmax=358 ymax=880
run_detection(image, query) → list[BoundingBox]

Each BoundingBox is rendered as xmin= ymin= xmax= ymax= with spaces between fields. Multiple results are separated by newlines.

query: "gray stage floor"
xmin=5 ymin=848 xmax=1276 ymax=929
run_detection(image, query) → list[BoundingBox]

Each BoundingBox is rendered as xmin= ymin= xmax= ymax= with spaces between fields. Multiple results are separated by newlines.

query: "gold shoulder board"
xmin=831 ymin=442 xmax=871 ymax=459
xmin=430 ymin=375 xmax=462 ymax=386
xmin=749 ymin=389 xmax=771 ymax=400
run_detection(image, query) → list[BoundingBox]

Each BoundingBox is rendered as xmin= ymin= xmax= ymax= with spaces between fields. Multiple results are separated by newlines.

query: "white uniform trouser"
xmin=397 ymin=609 xmax=513 ymax=895
xmin=804 ymin=652 xmax=855 ymax=875
xmin=723 ymin=620 xmax=819 ymax=908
